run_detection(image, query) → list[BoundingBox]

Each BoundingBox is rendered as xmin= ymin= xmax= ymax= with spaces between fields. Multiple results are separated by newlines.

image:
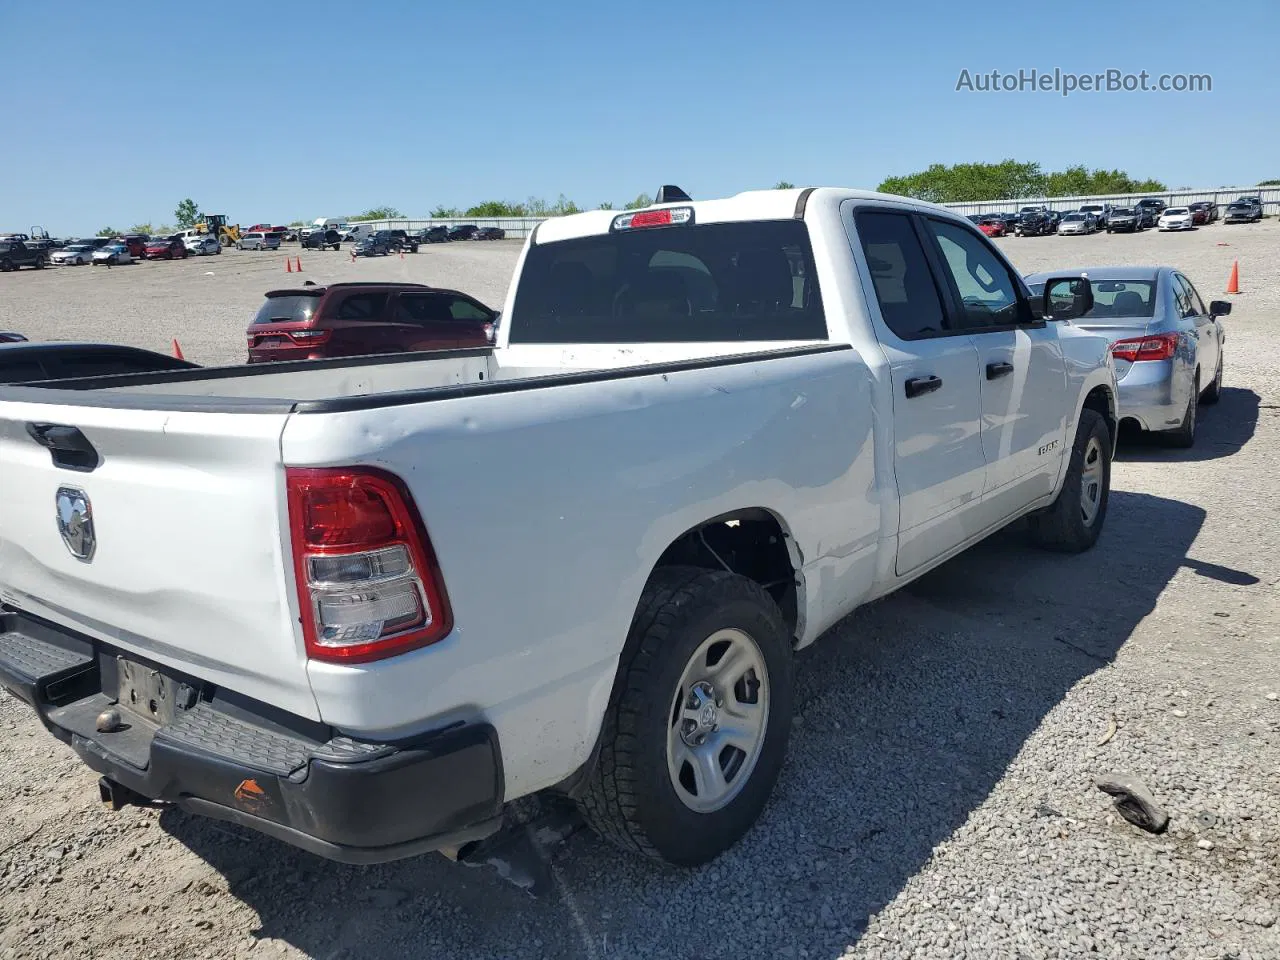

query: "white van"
xmin=300 ymin=217 xmax=349 ymax=240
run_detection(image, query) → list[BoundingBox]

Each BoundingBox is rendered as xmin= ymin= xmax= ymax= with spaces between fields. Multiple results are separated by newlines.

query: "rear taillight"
xmin=286 ymin=467 xmax=451 ymax=663
xmin=1111 ymin=333 xmax=1178 ymax=362
xmin=287 ymin=330 xmax=331 ymax=345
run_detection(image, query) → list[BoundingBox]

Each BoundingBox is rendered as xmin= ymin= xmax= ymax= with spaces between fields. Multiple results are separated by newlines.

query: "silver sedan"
xmin=1025 ymin=266 xmax=1228 ymax=447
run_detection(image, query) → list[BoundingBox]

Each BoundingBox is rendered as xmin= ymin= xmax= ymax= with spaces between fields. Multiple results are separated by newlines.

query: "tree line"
xmin=876 ymin=161 xmax=1168 ymax=203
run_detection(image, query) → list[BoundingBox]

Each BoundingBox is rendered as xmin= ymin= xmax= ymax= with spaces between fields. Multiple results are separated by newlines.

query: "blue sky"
xmin=3 ymin=0 xmax=1277 ymax=234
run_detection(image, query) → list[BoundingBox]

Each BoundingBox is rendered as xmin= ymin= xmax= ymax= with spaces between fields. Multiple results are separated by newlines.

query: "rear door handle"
xmin=986 ymin=361 xmax=1014 ymax=380
xmin=905 ymin=375 xmax=943 ymax=398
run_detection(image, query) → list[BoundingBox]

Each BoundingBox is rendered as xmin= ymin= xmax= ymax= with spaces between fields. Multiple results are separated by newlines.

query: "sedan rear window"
xmin=1027 ymin=279 xmax=1156 ymax=319
xmin=510 ymin=220 xmax=825 ymax=344
xmin=253 ymin=295 xmax=318 ymax=325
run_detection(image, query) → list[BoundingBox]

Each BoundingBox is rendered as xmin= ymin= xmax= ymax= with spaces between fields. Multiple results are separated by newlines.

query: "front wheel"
xmin=578 ymin=567 xmax=794 ymax=866
xmin=1028 ymin=408 xmax=1111 ymax=552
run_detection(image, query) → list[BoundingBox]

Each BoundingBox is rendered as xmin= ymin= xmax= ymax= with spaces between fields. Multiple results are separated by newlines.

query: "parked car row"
xmin=965 ymin=194 xmax=1267 ymax=239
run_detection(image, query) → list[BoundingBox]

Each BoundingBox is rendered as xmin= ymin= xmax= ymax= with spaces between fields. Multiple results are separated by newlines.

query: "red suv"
xmin=246 ymin=282 xmax=498 ymax=363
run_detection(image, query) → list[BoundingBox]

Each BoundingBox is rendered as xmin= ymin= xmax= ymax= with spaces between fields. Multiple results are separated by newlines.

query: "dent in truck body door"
xmin=919 ymin=216 xmax=1068 ymax=509
xmin=844 ymin=205 xmax=987 ymax=577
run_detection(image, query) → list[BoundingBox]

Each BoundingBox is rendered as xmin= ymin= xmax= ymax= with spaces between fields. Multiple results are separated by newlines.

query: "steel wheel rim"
xmin=666 ymin=628 xmax=770 ymax=814
xmin=1079 ymin=437 xmax=1104 ymax=526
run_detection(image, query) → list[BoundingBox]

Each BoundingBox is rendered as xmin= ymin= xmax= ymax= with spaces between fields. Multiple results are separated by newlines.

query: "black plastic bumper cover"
xmin=0 ymin=609 xmax=504 ymax=864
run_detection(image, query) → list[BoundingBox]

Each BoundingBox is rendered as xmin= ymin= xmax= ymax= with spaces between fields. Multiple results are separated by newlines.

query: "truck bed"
xmin=3 ymin=342 xmax=833 ymax=409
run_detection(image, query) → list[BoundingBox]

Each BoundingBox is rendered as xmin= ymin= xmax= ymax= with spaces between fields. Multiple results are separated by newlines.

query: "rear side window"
xmin=46 ymin=352 xmax=184 ymax=379
xmin=335 ymin=293 xmax=388 ymax=321
xmin=449 ymin=297 xmax=492 ymax=321
xmin=853 ymin=211 xmax=948 ymax=340
xmin=0 ymin=358 xmax=47 ymax=383
xmin=509 ymin=220 xmax=825 ymax=344
xmin=253 ymin=295 xmax=318 ymax=325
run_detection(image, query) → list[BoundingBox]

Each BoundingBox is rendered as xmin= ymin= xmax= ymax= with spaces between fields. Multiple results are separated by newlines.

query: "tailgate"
xmin=0 ymin=399 xmax=317 ymax=719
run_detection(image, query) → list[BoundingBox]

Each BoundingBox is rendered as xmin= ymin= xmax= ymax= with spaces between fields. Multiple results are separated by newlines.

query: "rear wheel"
xmin=578 ymin=567 xmax=794 ymax=866
xmin=1201 ymin=354 xmax=1223 ymax=404
xmin=1028 ymin=409 xmax=1111 ymax=552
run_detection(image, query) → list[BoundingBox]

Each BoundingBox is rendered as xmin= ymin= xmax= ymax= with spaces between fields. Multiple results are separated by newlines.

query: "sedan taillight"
xmin=1112 ymin=333 xmax=1178 ymax=362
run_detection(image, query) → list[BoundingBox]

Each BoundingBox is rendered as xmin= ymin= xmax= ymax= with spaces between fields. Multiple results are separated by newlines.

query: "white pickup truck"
xmin=0 ymin=187 xmax=1117 ymax=868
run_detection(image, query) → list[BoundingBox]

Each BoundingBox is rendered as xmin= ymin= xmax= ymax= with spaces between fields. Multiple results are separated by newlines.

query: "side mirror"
xmin=1043 ymin=277 xmax=1094 ymax=321
xmin=1209 ymin=300 xmax=1232 ymax=317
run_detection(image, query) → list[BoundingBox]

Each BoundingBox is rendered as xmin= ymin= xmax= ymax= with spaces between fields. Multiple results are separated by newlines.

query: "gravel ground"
xmin=1 ymin=223 xmax=1278 ymax=959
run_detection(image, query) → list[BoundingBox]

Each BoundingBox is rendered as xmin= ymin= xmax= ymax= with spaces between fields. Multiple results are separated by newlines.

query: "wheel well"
xmin=653 ymin=510 xmax=800 ymax=636
xmin=1083 ymin=386 xmax=1117 ymax=445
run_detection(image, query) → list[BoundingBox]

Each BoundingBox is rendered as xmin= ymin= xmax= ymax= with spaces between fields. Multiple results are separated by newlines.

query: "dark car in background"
xmin=1014 ymin=210 xmax=1054 ymax=237
xmin=1223 ymin=201 xmax=1259 ymax=224
xmin=474 ymin=226 xmax=506 ymax=240
xmin=1105 ymin=207 xmax=1141 ymax=233
xmin=0 ymin=239 xmax=49 ymax=271
xmin=0 ymin=341 xmax=198 ymax=383
xmin=301 ymin=228 xmax=343 ymax=250
xmin=373 ymin=229 xmax=417 ymax=253
xmin=245 ymin=282 xmax=499 ymax=363
xmin=353 ymin=234 xmax=393 ymax=257
xmin=447 ymin=224 xmax=479 ymax=241
xmin=415 ymin=226 xmax=450 ymax=243
xmin=1134 ymin=198 xmax=1166 ymax=227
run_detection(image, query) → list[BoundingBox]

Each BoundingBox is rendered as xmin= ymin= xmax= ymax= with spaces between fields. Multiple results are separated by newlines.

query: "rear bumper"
xmin=0 ymin=609 xmax=504 ymax=864
xmin=1117 ymin=359 xmax=1183 ymax=431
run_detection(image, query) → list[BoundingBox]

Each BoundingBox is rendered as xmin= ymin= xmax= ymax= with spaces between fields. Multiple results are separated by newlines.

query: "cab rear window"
xmin=509 ymin=219 xmax=826 ymax=344
xmin=253 ymin=295 xmax=318 ymax=325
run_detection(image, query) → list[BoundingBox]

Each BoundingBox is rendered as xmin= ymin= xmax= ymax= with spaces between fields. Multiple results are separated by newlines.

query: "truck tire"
xmin=1028 ymin=408 xmax=1111 ymax=552
xmin=578 ymin=566 xmax=794 ymax=866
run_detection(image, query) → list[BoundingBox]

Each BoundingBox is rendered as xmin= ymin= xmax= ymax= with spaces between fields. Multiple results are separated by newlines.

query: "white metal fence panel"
xmin=351 ymin=185 xmax=1277 ymax=237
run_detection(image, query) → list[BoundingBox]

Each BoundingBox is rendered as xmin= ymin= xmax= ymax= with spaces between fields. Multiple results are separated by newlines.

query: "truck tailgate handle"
xmin=904 ymin=375 xmax=943 ymax=398
xmin=25 ymin=423 xmax=101 ymax=472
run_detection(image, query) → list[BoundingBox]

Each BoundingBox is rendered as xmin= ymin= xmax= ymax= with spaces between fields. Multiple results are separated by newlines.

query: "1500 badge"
xmin=1038 ymin=440 xmax=1060 ymax=456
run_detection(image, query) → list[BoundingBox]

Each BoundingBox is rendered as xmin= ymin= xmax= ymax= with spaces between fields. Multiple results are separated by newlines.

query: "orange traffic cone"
xmin=172 ymin=339 xmax=184 ymax=360
xmin=294 ymin=255 xmax=302 ymax=272
xmin=1226 ymin=260 xmax=1240 ymax=294
xmin=286 ymin=257 xmax=293 ymax=273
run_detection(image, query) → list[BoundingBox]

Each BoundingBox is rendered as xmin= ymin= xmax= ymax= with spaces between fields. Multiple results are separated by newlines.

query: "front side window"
xmin=509 ymin=219 xmax=825 ymax=344
xmin=925 ymin=219 xmax=1026 ymax=329
xmin=1175 ymin=275 xmax=1205 ymax=317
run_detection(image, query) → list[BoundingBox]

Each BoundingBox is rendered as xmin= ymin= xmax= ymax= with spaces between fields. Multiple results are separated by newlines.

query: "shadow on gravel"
xmin=159 ymin=490 xmax=1206 ymax=960
xmin=1116 ymin=386 xmax=1260 ymax=462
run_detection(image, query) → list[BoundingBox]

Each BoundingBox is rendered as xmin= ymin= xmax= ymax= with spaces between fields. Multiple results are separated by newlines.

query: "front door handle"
xmin=986 ymin=361 xmax=1014 ymax=380
xmin=905 ymin=375 xmax=943 ymax=398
